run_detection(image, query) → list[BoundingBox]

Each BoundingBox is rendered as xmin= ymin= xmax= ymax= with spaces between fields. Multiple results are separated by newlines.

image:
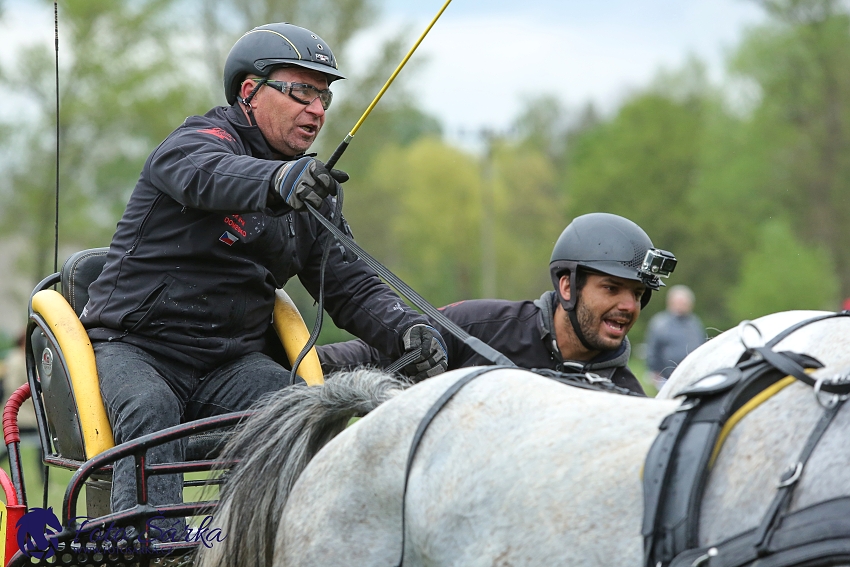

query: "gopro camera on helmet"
xmin=641 ymin=249 xmax=677 ymax=279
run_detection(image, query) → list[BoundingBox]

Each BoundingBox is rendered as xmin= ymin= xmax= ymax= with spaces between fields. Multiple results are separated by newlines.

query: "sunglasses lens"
xmin=289 ymin=85 xmax=332 ymax=110
xmin=318 ymin=91 xmax=333 ymax=110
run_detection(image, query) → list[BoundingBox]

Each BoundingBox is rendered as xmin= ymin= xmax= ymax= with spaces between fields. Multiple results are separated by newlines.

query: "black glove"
xmin=274 ymin=157 xmax=349 ymax=210
xmin=400 ymin=324 xmax=449 ymax=382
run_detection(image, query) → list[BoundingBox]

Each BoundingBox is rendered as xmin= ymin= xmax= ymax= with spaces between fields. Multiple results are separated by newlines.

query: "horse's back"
xmin=279 ymin=368 xmax=678 ymax=567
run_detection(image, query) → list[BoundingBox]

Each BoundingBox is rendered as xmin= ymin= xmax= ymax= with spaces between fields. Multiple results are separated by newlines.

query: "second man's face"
xmin=574 ymin=273 xmax=644 ymax=352
xmin=249 ymin=67 xmax=329 ymax=157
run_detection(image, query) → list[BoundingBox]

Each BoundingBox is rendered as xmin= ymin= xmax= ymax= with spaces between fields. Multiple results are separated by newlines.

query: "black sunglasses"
xmin=263 ymin=80 xmax=333 ymax=110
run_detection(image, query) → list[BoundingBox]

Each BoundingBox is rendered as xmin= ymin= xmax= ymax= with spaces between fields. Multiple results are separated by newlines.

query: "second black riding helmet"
xmin=549 ymin=213 xmax=675 ymax=311
xmin=223 ymin=22 xmax=346 ymax=105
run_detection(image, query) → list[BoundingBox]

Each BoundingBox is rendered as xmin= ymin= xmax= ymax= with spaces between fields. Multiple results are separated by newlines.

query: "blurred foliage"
xmin=730 ymin=0 xmax=850 ymax=300
xmin=1 ymin=0 xmax=849 ymax=349
xmin=0 ymin=0 xmax=216 ymax=284
xmin=727 ymin=219 xmax=839 ymax=319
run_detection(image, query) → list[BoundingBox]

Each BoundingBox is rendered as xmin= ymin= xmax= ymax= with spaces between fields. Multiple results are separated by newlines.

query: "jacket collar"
xmin=223 ymin=102 xmax=288 ymax=161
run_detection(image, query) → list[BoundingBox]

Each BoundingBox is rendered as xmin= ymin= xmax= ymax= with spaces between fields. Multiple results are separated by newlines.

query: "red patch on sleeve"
xmin=197 ymin=127 xmax=236 ymax=142
xmin=439 ymin=300 xmax=466 ymax=311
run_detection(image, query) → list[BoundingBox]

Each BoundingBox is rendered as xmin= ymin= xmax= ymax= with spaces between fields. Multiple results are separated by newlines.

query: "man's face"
xmin=573 ymin=273 xmax=644 ymax=351
xmin=668 ymin=291 xmax=694 ymax=316
xmin=244 ymin=67 xmax=329 ymax=157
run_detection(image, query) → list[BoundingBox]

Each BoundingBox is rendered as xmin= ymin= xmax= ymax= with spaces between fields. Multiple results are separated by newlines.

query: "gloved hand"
xmin=400 ymin=324 xmax=449 ymax=382
xmin=274 ymin=156 xmax=349 ymax=210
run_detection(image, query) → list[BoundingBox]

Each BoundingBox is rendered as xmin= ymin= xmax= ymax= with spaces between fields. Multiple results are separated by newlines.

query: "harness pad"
xmin=642 ymin=350 xmax=823 ymax=567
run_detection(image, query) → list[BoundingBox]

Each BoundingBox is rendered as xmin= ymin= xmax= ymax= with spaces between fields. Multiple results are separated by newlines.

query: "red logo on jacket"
xmin=198 ymin=127 xmax=235 ymax=142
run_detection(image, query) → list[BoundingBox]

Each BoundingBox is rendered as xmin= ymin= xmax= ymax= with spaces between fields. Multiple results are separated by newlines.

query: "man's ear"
xmin=239 ymin=78 xmax=258 ymax=104
xmin=558 ymin=274 xmax=571 ymax=302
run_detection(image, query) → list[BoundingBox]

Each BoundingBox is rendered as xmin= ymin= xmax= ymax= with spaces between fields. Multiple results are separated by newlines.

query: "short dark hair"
xmin=575 ymin=269 xmax=588 ymax=292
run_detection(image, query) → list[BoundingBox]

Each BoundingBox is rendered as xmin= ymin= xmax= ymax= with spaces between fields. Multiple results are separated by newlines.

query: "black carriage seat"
xmin=28 ymin=247 xmax=323 ymax=467
xmin=61 ymin=248 xmax=107 ymax=317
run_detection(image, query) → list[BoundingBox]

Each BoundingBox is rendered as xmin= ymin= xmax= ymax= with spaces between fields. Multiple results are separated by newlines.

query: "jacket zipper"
xmin=127 ymin=193 xmax=165 ymax=254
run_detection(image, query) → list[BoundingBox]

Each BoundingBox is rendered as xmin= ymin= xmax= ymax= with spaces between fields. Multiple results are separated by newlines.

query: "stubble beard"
xmin=575 ymin=297 xmax=627 ymax=352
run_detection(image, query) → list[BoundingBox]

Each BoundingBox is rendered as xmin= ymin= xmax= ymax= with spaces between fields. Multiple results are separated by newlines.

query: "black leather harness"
xmin=642 ymin=312 xmax=850 ymax=567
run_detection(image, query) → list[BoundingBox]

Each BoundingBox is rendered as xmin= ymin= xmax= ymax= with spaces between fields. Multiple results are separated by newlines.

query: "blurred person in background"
xmin=645 ymin=284 xmax=706 ymax=391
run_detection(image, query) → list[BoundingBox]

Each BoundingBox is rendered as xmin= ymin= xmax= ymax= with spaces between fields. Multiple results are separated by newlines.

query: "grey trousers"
xmin=94 ymin=341 xmax=294 ymax=515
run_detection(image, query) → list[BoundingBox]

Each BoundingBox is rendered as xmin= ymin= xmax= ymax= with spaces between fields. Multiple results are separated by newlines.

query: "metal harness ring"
xmin=813 ymin=374 xmax=846 ymax=409
xmin=737 ymin=320 xmax=764 ymax=350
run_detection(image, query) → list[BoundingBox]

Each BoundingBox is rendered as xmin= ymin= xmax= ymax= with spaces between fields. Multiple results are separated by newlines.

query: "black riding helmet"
xmin=549 ymin=213 xmax=676 ymax=349
xmin=224 ymin=22 xmax=346 ymax=105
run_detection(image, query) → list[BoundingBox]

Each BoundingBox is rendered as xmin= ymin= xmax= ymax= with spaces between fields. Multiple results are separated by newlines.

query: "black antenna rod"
xmin=53 ymin=1 xmax=60 ymax=274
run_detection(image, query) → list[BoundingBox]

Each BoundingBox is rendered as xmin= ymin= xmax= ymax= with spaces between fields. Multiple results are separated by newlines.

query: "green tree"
xmin=489 ymin=138 xmax=562 ymax=300
xmin=732 ymin=0 xmax=850 ymax=298
xmin=561 ymin=62 xmax=716 ymax=336
xmin=727 ymin=218 xmax=839 ymax=319
xmin=0 ymin=0 xmax=215 ymax=285
xmin=367 ymin=137 xmax=482 ymax=306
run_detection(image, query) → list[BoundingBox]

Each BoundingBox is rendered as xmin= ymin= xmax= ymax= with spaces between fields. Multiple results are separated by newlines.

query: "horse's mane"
xmin=196 ymin=368 xmax=407 ymax=567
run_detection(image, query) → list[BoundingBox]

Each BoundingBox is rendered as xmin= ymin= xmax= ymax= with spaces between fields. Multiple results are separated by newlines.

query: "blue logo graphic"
xmin=16 ymin=507 xmax=62 ymax=559
xmin=15 ymin=508 xmax=226 ymax=557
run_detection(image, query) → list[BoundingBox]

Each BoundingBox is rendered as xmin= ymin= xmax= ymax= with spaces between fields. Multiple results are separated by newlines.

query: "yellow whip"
xmin=325 ymin=0 xmax=453 ymax=169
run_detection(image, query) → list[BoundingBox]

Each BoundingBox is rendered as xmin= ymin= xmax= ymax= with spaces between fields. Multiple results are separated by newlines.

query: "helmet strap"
xmin=567 ymin=305 xmax=596 ymax=352
xmin=554 ymin=269 xmax=596 ymax=352
xmin=240 ymin=78 xmax=268 ymax=125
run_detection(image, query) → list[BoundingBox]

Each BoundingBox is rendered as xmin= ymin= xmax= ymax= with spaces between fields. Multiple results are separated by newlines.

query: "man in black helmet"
xmin=80 ymin=23 xmax=447 ymax=517
xmin=319 ymin=213 xmax=677 ymax=395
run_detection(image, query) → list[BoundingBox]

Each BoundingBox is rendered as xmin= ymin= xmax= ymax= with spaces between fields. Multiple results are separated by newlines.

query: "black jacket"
xmin=318 ymin=291 xmax=645 ymax=395
xmin=81 ymin=103 xmax=428 ymax=371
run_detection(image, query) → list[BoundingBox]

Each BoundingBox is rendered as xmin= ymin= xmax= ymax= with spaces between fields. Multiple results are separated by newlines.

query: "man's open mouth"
xmin=603 ymin=319 xmax=628 ymax=333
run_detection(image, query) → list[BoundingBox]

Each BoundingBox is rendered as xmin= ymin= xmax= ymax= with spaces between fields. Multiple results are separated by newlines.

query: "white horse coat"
xmin=197 ymin=310 xmax=850 ymax=567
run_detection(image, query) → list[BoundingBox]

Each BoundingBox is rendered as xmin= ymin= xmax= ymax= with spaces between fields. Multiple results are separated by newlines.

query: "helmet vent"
xmin=624 ymin=243 xmax=644 ymax=270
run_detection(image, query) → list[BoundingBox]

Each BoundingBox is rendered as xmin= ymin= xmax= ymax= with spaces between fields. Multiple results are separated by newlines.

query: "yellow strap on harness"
xmin=31 ymin=289 xmax=116 ymax=458
xmin=708 ymin=375 xmax=797 ymax=468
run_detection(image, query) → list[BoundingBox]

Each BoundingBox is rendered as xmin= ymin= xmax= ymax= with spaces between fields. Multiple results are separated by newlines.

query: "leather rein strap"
xmin=395 ymin=366 xmax=506 ymax=567
xmin=306 ymin=202 xmax=516 ymax=368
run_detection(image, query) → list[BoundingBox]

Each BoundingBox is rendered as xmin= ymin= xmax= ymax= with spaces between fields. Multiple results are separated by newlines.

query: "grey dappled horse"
xmin=196 ymin=310 xmax=850 ymax=567
xmin=658 ymin=310 xmax=848 ymax=399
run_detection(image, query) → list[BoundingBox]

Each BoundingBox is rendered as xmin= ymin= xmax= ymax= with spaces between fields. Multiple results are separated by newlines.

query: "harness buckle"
xmin=584 ymin=372 xmax=610 ymax=385
xmin=691 ymin=547 xmax=718 ymax=566
xmin=777 ymin=462 xmax=803 ymax=488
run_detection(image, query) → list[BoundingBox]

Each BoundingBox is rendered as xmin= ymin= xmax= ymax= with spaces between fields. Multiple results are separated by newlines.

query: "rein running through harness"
xmin=642 ymin=311 xmax=850 ymax=567
xmin=394 ymin=365 xmax=642 ymax=567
